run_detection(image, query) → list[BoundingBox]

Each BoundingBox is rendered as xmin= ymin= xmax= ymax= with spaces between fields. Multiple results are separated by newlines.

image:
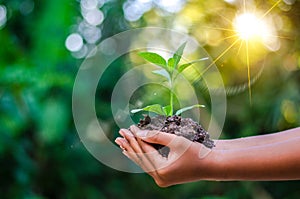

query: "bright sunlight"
xmin=234 ymin=13 xmax=269 ymax=41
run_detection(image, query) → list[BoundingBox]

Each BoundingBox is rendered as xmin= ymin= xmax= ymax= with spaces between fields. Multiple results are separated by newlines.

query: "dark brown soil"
xmin=135 ymin=115 xmax=215 ymax=157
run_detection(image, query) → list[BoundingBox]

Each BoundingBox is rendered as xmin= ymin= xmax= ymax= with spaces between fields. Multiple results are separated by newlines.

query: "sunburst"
xmin=199 ymin=0 xmax=284 ymax=103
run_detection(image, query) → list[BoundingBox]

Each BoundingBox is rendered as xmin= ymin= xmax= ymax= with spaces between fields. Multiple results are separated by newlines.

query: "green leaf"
xmin=130 ymin=108 xmax=144 ymax=114
xmin=152 ymin=69 xmax=171 ymax=82
xmin=167 ymin=58 xmax=175 ymax=69
xmin=175 ymin=104 xmax=205 ymax=115
xmin=131 ymin=104 xmax=166 ymax=115
xmin=178 ymin=63 xmax=193 ymax=73
xmin=172 ymin=42 xmax=187 ymax=69
xmin=138 ymin=52 xmax=167 ymax=68
xmin=143 ymin=104 xmax=166 ymax=115
xmin=163 ymin=105 xmax=172 ymax=116
xmin=178 ymin=57 xmax=209 ymax=73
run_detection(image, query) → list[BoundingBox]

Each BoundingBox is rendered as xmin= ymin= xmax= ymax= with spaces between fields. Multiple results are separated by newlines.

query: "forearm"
xmin=215 ymin=127 xmax=300 ymax=150
xmin=212 ymin=136 xmax=300 ymax=181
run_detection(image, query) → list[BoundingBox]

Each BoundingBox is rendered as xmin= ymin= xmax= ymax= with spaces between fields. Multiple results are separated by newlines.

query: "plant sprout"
xmin=131 ymin=42 xmax=208 ymax=116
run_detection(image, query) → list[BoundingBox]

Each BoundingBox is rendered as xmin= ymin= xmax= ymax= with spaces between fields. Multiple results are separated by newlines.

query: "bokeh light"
xmin=81 ymin=23 xmax=102 ymax=44
xmin=82 ymin=9 xmax=104 ymax=26
xmin=154 ymin=0 xmax=186 ymax=13
xmin=0 ymin=5 xmax=7 ymax=28
xmin=19 ymin=0 xmax=34 ymax=15
xmin=281 ymin=100 xmax=298 ymax=124
xmin=81 ymin=0 xmax=99 ymax=10
xmin=65 ymin=33 xmax=84 ymax=52
xmin=122 ymin=0 xmax=186 ymax=22
xmin=66 ymin=0 xmax=189 ymax=58
xmin=65 ymin=0 xmax=105 ymax=58
xmin=123 ymin=0 xmax=152 ymax=22
xmin=224 ymin=0 xmax=236 ymax=4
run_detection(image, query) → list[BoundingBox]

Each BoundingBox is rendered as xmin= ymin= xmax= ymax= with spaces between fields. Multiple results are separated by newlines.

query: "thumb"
xmin=130 ymin=125 xmax=177 ymax=146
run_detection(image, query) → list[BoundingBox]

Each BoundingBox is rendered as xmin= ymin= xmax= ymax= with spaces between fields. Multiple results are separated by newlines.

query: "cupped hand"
xmin=115 ymin=126 xmax=218 ymax=187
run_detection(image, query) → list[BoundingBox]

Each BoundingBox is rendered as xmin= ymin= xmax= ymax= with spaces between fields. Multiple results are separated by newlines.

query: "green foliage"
xmin=172 ymin=42 xmax=187 ymax=68
xmin=138 ymin=52 xmax=167 ymax=69
xmin=131 ymin=104 xmax=166 ymax=115
xmin=152 ymin=69 xmax=171 ymax=82
xmin=132 ymin=42 xmax=206 ymax=116
xmin=175 ymin=104 xmax=205 ymax=115
xmin=163 ymin=105 xmax=172 ymax=116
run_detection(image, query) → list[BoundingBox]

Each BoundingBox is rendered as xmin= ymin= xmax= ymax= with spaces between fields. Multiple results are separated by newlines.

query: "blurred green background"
xmin=1 ymin=0 xmax=300 ymax=198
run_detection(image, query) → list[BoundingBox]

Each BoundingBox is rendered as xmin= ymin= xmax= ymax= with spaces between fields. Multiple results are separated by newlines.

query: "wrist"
xmin=195 ymin=145 xmax=225 ymax=181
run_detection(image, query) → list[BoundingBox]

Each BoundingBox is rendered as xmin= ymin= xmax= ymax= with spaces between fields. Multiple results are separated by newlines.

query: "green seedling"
xmin=131 ymin=42 xmax=208 ymax=116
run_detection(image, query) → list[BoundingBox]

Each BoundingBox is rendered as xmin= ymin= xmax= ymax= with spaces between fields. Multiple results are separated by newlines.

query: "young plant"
xmin=131 ymin=42 xmax=208 ymax=116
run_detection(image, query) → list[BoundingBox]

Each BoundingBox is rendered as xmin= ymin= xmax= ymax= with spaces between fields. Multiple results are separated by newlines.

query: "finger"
xmin=138 ymin=139 xmax=158 ymax=153
xmin=130 ymin=125 xmax=179 ymax=147
xmin=136 ymin=138 xmax=169 ymax=168
xmin=129 ymin=127 xmax=157 ymax=153
xmin=130 ymin=127 xmax=175 ymax=171
xmin=122 ymin=150 xmax=158 ymax=179
xmin=129 ymin=127 xmax=164 ymax=163
xmin=119 ymin=129 xmax=159 ymax=174
xmin=119 ymin=129 xmax=143 ymax=156
xmin=121 ymin=147 xmax=144 ymax=169
xmin=130 ymin=126 xmax=194 ymax=168
xmin=123 ymin=142 xmax=158 ymax=175
xmin=120 ymin=129 xmax=144 ymax=154
xmin=115 ymin=137 xmax=135 ymax=154
xmin=115 ymin=137 xmax=126 ymax=150
xmin=116 ymin=137 xmax=144 ymax=165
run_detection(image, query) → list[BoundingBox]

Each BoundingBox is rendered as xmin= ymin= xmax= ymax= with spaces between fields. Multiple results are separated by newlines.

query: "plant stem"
xmin=169 ymin=71 xmax=175 ymax=116
xmin=170 ymin=88 xmax=173 ymax=116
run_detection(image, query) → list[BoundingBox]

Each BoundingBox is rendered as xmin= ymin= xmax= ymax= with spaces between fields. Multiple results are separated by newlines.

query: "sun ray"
xmin=195 ymin=0 xmax=284 ymax=103
xmin=192 ymin=38 xmax=240 ymax=84
xmin=236 ymin=40 xmax=244 ymax=56
xmin=260 ymin=0 xmax=282 ymax=19
xmin=216 ymin=34 xmax=239 ymax=43
xmin=216 ymin=13 xmax=234 ymax=25
xmin=202 ymin=39 xmax=240 ymax=75
xmin=204 ymin=26 xmax=236 ymax=32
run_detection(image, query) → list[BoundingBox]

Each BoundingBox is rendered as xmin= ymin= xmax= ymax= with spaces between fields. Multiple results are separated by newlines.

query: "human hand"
xmin=115 ymin=127 xmax=300 ymax=184
xmin=115 ymin=126 xmax=219 ymax=187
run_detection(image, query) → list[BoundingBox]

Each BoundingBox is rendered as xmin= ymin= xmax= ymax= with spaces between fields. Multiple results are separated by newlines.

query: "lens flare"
xmin=234 ymin=13 xmax=269 ymax=41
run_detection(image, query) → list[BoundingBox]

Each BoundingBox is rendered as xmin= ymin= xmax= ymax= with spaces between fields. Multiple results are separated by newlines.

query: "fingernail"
xmin=115 ymin=138 xmax=122 ymax=145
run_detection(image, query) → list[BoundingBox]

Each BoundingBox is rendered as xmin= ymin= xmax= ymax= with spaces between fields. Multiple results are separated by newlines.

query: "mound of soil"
xmin=135 ymin=115 xmax=215 ymax=157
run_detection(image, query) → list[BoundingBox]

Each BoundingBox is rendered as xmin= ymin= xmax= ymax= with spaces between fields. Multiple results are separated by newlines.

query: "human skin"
xmin=115 ymin=127 xmax=300 ymax=187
